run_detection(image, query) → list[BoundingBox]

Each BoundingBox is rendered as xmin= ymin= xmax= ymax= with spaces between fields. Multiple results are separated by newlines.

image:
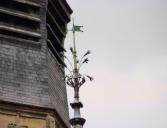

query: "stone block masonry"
xmin=0 ymin=36 xmax=50 ymax=107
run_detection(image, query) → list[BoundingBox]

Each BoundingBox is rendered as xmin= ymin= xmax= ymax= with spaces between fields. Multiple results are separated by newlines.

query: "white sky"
xmin=65 ymin=0 xmax=167 ymax=128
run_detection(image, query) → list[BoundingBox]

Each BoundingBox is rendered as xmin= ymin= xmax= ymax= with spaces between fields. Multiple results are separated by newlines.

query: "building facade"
xmin=0 ymin=0 xmax=72 ymax=128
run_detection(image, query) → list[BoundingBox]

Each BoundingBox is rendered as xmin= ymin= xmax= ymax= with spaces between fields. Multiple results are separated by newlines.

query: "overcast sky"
xmin=65 ymin=0 xmax=167 ymax=128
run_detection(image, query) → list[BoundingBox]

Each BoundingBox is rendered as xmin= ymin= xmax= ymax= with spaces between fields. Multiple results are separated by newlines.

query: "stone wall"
xmin=48 ymin=50 xmax=70 ymax=127
xmin=0 ymin=35 xmax=50 ymax=107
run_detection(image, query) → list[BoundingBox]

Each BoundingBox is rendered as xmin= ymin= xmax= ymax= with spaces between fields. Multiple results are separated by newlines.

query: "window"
xmin=47 ymin=0 xmax=67 ymax=66
xmin=0 ymin=0 xmax=40 ymax=41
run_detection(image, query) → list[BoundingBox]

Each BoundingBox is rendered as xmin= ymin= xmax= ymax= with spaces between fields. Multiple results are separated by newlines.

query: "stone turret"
xmin=0 ymin=0 xmax=72 ymax=127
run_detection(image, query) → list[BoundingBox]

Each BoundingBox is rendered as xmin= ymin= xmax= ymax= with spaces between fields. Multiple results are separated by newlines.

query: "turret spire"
xmin=65 ymin=19 xmax=93 ymax=128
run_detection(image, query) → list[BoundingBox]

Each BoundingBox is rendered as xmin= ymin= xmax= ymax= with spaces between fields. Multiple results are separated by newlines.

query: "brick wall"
xmin=48 ymin=49 xmax=70 ymax=127
xmin=0 ymin=35 xmax=51 ymax=107
xmin=0 ymin=0 xmax=50 ymax=107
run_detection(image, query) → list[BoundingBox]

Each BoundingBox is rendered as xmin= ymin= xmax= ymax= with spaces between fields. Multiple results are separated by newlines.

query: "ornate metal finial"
xmin=64 ymin=18 xmax=93 ymax=128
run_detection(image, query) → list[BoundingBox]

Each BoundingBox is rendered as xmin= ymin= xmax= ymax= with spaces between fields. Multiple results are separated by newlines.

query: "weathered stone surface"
xmin=0 ymin=36 xmax=51 ymax=107
xmin=48 ymin=50 xmax=70 ymax=126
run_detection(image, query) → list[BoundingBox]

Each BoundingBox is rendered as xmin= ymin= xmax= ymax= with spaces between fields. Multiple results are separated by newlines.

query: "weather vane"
xmin=64 ymin=18 xmax=93 ymax=128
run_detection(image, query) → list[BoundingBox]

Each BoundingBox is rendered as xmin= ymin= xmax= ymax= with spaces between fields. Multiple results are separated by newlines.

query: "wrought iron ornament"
xmin=64 ymin=19 xmax=93 ymax=128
